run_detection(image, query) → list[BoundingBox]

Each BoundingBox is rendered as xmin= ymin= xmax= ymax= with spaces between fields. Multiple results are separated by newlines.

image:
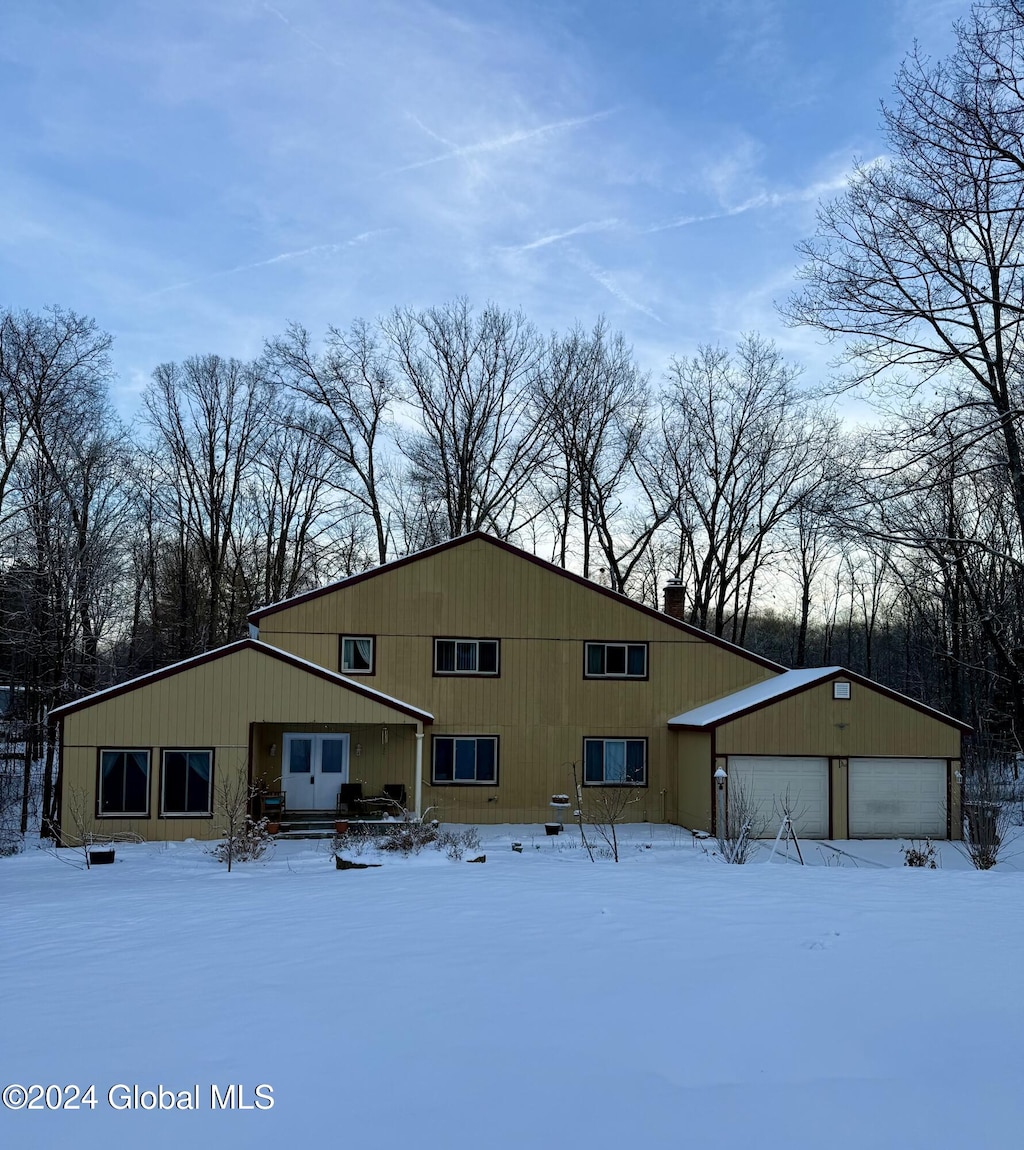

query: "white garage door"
xmin=727 ymin=756 xmax=829 ymax=839
xmin=848 ymin=758 xmax=947 ymax=838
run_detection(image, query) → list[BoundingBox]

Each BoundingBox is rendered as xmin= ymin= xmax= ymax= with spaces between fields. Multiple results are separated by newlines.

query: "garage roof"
xmin=667 ymin=667 xmax=972 ymax=732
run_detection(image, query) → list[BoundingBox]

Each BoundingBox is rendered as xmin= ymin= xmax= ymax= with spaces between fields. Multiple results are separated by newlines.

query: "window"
xmin=583 ymin=738 xmax=647 ymax=785
xmin=833 ymin=681 xmax=851 ymax=699
xmin=340 ymin=635 xmax=375 ymax=675
xmin=432 ymin=736 xmax=498 ymax=784
xmin=161 ymin=750 xmax=213 ymax=817
xmin=585 ymin=642 xmax=647 ymax=679
xmin=98 ymin=749 xmax=150 ymax=816
xmin=434 ymin=638 xmax=499 ymax=676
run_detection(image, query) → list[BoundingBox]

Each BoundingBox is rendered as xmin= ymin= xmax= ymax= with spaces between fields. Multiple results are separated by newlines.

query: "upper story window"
xmin=584 ymin=642 xmax=647 ymax=679
xmin=434 ymin=638 xmax=500 ymax=676
xmin=340 ymin=635 xmax=375 ymax=675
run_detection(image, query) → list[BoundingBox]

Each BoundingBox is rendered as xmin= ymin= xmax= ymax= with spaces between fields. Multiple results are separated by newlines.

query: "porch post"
xmin=414 ymin=725 xmax=424 ymax=817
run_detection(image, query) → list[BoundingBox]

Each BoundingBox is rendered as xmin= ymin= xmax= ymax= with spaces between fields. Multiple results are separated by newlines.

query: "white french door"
xmin=282 ymin=733 xmax=350 ymax=811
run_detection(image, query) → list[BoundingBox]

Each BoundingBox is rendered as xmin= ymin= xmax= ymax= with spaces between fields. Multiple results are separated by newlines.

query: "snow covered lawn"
xmin=2 ymin=826 xmax=1023 ymax=1149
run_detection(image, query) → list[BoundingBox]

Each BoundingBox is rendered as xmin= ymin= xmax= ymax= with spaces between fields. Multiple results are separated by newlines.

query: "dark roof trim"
xmin=50 ymin=639 xmax=434 ymax=723
xmin=667 ymin=666 xmax=972 ymax=733
xmin=248 ymin=531 xmax=785 ymax=673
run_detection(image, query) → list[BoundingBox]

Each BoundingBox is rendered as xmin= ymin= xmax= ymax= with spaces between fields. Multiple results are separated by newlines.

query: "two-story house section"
xmin=53 ymin=532 xmax=969 ymax=841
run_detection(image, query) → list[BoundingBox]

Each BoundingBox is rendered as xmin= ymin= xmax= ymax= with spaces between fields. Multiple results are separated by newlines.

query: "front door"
xmin=282 ymin=733 xmax=350 ymax=811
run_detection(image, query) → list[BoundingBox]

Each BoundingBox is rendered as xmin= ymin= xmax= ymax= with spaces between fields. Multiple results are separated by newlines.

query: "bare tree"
xmin=582 ymin=786 xmax=641 ymax=862
xmin=384 ymin=299 xmax=548 ymax=542
xmin=142 ymin=355 xmax=272 ymax=653
xmin=535 ymin=320 xmax=666 ymax=589
xmin=785 ymin=0 xmax=1024 ymax=729
xmin=265 ymin=320 xmax=401 ymax=565
xmin=659 ymin=335 xmax=835 ymax=643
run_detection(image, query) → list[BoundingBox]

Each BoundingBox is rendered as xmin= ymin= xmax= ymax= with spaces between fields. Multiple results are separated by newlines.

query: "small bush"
xmin=377 ymin=820 xmax=439 ymax=856
xmin=901 ymin=839 xmax=938 ymax=868
xmin=209 ymin=816 xmax=272 ymax=865
xmin=435 ymin=827 xmax=481 ymax=861
xmin=331 ymin=824 xmax=371 ymax=858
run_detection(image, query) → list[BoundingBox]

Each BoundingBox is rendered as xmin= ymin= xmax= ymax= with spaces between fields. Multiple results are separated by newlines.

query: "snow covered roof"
xmin=667 ymin=666 xmax=971 ymax=732
xmin=667 ymin=668 xmax=846 ymax=728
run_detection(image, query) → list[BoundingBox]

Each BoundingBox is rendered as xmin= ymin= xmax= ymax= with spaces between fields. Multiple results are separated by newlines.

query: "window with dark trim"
xmin=584 ymin=642 xmax=647 ymax=679
xmin=432 ymin=736 xmax=498 ymax=784
xmin=161 ymin=749 xmax=213 ymax=817
xmin=98 ymin=749 xmax=150 ymax=816
xmin=583 ymin=738 xmax=647 ymax=785
xmin=340 ymin=635 xmax=375 ymax=675
xmin=434 ymin=638 xmax=500 ymax=676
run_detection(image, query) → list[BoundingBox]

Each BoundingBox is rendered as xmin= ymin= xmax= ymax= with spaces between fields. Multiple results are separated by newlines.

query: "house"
xmin=53 ymin=532 xmax=968 ymax=842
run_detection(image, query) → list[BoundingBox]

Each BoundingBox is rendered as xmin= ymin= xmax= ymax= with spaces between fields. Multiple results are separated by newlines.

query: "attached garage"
xmin=848 ymin=758 xmax=948 ymax=838
xmin=669 ymin=666 xmax=969 ymax=840
xmin=726 ymin=756 xmax=829 ymax=838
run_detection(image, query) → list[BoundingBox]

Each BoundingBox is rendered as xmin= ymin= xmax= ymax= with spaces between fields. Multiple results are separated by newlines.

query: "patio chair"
xmin=382 ymin=783 xmax=407 ymax=811
xmin=337 ymin=782 xmax=363 ymax=815
xmin=261 ymin=790 xmax=285 ymax=820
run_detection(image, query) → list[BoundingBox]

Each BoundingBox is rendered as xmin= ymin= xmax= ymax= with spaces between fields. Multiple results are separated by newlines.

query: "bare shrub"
xmin=901 ymin=839 xmax=938 ymax=868
xmin=582 ymin=786 xmax=641 ymax=862
xmin=331 ymin=824 xmax=372 ymax=859
xmin=435 ymin=827 xmax=481 ymax=861
xmin=0 ymin=768 xmax=23 ymax=856
xmin=209 ymin=816 xmax=271 ymax=866
xmin=210 ymin=773 xmax=267 ymax=871
xmin=378 ymin=820 xmax=439 ymax=855
xmin=960 ymin=748 xmax=1013 ymax=870
xmin=717 ymin=776 xmax=767 ymax=864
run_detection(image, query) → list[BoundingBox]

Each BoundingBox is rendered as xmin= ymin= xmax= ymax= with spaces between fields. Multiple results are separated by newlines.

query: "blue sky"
xmin=0 ymin=0 xmax=963 ymax=414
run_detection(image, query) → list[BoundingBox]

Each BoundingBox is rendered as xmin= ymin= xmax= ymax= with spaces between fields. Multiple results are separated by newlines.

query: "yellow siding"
xmin=675 ymin=732 xmax=713 ymax=831
xmin=713 ymin=681 xmax=961 ymax=759
xmin=255 ymin=538 xmax=775 ymax=824
xmin=60 ymin=647 xmax=423 ymax=842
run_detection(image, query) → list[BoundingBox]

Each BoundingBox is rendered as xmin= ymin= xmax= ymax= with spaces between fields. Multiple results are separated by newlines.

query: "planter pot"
xmin=335 ymin=820 xmax=349 ymax=834
xmin=266 ymin=822 xmax=280 ymax=835
xmin=544 ymin=823 xmax=562 ymax=836
xmin=88 ymin=849 xmax=115 ymax=865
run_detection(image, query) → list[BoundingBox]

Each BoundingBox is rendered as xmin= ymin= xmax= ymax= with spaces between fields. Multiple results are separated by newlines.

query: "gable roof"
xmin=49 ymin=639 xmax=433 ymax=723
xmin=248 ymin=531 xmax=785 ymax=673
xmin=667 ymin=666 xmax=972 ymax=732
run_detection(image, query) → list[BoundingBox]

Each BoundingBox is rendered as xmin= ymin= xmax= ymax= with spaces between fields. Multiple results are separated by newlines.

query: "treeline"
xmin=6 ymin=0 xmax=1024 ymax=805
xmin=0 ymin=305 xmax=839 ymax=702
xmin=0 ymin=296 xmax=1003 ymax=746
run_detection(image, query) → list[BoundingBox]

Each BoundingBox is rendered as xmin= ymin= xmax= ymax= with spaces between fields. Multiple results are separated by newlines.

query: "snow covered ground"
xmin=2 ymin=825 xmax=1023 ymax=1149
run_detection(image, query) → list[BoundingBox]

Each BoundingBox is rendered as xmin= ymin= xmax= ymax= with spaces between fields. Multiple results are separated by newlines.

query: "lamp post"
xmin=714 ymin=767 xmax=727 ymax=839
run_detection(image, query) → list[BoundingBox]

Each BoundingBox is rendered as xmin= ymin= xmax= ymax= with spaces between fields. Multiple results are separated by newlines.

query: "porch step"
xmin=275 ymin=814 xmax=336 ymax=839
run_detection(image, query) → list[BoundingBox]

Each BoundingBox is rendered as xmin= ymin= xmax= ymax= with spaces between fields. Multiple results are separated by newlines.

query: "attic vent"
xmin=833 ymin=681 xmax=851 ymax=699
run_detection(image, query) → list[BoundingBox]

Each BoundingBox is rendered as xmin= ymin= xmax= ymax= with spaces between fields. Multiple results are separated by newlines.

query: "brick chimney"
xmin=663 ymin=579 xmax=685 ymax=621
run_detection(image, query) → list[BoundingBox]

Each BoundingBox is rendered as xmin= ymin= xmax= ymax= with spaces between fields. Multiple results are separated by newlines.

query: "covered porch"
xmin=251 ymin=720 xmax=425 ymax=823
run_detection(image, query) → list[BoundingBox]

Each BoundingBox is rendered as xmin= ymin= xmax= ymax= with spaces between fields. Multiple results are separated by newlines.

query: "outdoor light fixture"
xmin=714 ymin=767 xmax=727 ymax=838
